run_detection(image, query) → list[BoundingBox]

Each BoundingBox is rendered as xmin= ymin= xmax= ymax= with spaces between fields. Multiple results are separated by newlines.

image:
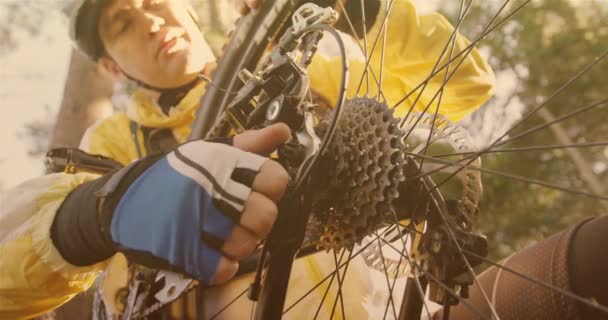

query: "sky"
xmin=0 ymin=9 xmax=70 ymax=190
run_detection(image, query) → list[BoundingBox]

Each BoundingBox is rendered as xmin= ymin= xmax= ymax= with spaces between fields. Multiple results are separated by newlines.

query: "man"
xmin=0 ymin=0 xmax=495 ymax=318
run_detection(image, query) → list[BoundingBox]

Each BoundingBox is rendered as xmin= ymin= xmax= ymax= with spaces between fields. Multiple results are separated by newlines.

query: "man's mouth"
xmin=156 ymin=31 xmax=187 ymax=59
xmin=158 ymin=37 xmax=179 ymax=56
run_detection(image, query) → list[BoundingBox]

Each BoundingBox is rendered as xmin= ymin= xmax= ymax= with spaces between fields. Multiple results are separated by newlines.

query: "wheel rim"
xmin=157 ymin=0 xmax=608 ymax=319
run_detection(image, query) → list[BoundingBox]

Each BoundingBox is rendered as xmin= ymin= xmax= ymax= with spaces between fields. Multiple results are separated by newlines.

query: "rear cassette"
xmin=308 ymin=97 xmax=406 ymax=250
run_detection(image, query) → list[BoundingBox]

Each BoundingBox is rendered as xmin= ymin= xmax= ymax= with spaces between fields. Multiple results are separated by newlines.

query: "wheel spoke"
xmin=418 ymin=0 xmax=470 ymax=170
xmin=330 ymin=249 xmax=355 ymax=319
xmin=378 ymin=0 xmax=389 ymax=101
xmin=209 ymin=288 xmax=249 ymax=320
xmin=355 ymin=0 xmax=398 ymax=95
xmin=424 ymin=179 xmax=502 ymax=320
xmin=430 ymin=141 xmax=608 ymax=158
xmin=360 ymin=0 xmax=370 ymax=95
xmin=404 ymin=48 xmax=608 ymax=201
xmin=398 ymin=222 xmax=608 ymax=315
xmin=386 ymin=172 xmax=498 ymax=319
xmin=281 ymin=228 xmax=422 ymax=319
xmin=282 ymin=270 xmax=331 ymax=315
xmin=396 ymin=0 xmax=475 ymax=131
xmin=492 ymin=98 xmax=608 ymax=149
xmin=379 ymin=228 xmax=415 ymax=320
xmin=494 ymin=50 xmax=608 ymax=145
xmin=393 ymin=0 xmax=527 ymax=113
xmin=407 ymin=151 xmax=608 ymax=201
xmin=329 ymin=250 xmax=348 ymax=320
xmin=209 ymin=1 xmax=608 ymax=318
xmin=382 ymin=201 xmax=433 ymax=319
xmin=376 ymin=234 xmax=493 ymax=320
xmin=283 ymin=241 xmax=384 ymax=316
xmin=313 ymin=250 xmax=347 ymax=320
xmin=336 ymin=0 xmax=388 ymax=100
xmin=371 ymin=233 xmax=398 ymax=319
xmin=463 ymin=248 xmax=608 ymax=315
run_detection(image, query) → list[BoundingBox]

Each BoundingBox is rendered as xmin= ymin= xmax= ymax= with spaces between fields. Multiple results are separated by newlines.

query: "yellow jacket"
xmin=0 ymin=0 xmax=494 ymax=318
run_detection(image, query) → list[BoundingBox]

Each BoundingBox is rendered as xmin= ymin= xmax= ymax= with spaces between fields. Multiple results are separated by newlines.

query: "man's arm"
xmin=0 ymin=173 xmax=106 ymax=319
xmin=309 ymin=0 xmax=496 ymax=122
xmin=0 ymin=124 xmax=289 ymax=319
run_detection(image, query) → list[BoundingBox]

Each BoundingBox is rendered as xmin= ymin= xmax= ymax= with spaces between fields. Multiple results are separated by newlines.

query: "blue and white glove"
xmin=51 ymin=124 xmax=290 ymax=284
xmin=77 ymin=125 xmax=290 ymax=286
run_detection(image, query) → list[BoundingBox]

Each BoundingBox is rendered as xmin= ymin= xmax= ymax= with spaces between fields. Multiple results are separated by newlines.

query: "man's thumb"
xmin=233 ymin=123 xmax=291 ymax=155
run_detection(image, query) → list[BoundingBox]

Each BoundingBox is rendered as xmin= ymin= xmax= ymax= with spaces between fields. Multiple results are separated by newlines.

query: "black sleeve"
xmin=568 ymin=216 xmax=608 ymax=319
xmin=50 ymin=173 xmax=116 ymax=266
xmin=50 ymin=155 xmax=162 ymax=266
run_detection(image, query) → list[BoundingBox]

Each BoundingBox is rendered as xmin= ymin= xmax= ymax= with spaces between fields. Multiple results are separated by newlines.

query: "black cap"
xmin=71 ymin=0 xmax=108 ymax=61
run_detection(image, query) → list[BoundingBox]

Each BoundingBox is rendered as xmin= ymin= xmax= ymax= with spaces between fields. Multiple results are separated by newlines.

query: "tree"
xmin=49 ymin=49 xmax=114 ymax=149
xmin=442 ymin=0 xmax=608 ymax=260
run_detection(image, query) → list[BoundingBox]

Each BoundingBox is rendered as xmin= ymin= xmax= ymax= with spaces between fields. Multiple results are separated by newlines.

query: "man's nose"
xmin=141 ymin=12 xmax=165 ymax=36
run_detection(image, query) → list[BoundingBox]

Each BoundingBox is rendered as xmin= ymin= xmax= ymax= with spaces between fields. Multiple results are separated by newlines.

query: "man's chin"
xmin=187 ymin=44 xmax=216 ymax=71
xmin=160 ymin=65 xmax=204 ymax=88
xmin=167 ymin=50 xmax=212 ymax=73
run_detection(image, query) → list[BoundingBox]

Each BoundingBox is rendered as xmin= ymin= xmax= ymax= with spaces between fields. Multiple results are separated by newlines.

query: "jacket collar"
xmin=124 ymin=80 xmax=207 ymax=142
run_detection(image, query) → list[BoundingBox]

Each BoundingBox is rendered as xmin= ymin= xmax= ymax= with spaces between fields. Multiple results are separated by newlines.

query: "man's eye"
xmin=117 ymin=20 xmax=132 ymax=35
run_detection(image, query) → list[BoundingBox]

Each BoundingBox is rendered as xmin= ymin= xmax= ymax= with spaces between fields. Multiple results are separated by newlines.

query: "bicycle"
xmin=68 ymin=0 xmax=607 ymax=319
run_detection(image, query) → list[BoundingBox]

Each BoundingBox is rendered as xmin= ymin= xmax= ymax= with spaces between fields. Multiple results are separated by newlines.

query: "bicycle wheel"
xmin=193 ymin=1 xmax=608 ymax=319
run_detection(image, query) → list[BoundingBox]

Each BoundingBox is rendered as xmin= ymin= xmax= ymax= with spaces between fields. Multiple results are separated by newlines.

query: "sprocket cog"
xmin=308 ymin=97 xmax=406 ymax=251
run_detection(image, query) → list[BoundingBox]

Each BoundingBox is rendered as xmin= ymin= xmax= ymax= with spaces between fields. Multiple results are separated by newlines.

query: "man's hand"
xmin=108 ymin=123 xmax=290 ymax=285
xmin=210 ymin=123 xmax=290 ymax=283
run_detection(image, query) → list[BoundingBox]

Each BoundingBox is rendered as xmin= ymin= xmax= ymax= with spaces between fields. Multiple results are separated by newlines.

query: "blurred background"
xmin=0 ymin=0 xmax=606 ymax=318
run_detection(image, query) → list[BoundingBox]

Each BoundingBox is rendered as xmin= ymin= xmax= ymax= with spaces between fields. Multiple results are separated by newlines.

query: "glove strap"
xmin=51 ymin=154 xmax=162 ymax=266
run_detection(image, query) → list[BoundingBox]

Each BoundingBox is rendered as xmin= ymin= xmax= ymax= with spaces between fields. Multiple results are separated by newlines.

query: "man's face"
xmin=98 ymin=0 xmax=214 ymax=88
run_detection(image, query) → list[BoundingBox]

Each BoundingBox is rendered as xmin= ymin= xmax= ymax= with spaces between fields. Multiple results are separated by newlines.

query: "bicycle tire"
xmin=191 ymin=0 xmax=300 ymax=140
xmin=193 ymin=1 xmax=608 ymax=319
xmin=194 ymin=2 xmax=430 ymax=319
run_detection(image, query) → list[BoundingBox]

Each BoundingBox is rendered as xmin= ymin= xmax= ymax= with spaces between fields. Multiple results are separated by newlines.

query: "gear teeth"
xmin=400 ymin=112 xmax=483 ymax=231
xmin=308 ymin=97 xmax=406 ymax=250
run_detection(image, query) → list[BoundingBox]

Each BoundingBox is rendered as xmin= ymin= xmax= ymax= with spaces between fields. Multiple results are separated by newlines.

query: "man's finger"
xmin=251 ymin=160 xmax=289 ymax=202
xmin=239 ymin=191 xmax=278 ymax=238
xmin=233 ymin=122 xmax=291 ymax=155
xmin=210 ymin=257 xmax=239 ymax=285
xmin=221 ymin=225 xmax=259 ymax=260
